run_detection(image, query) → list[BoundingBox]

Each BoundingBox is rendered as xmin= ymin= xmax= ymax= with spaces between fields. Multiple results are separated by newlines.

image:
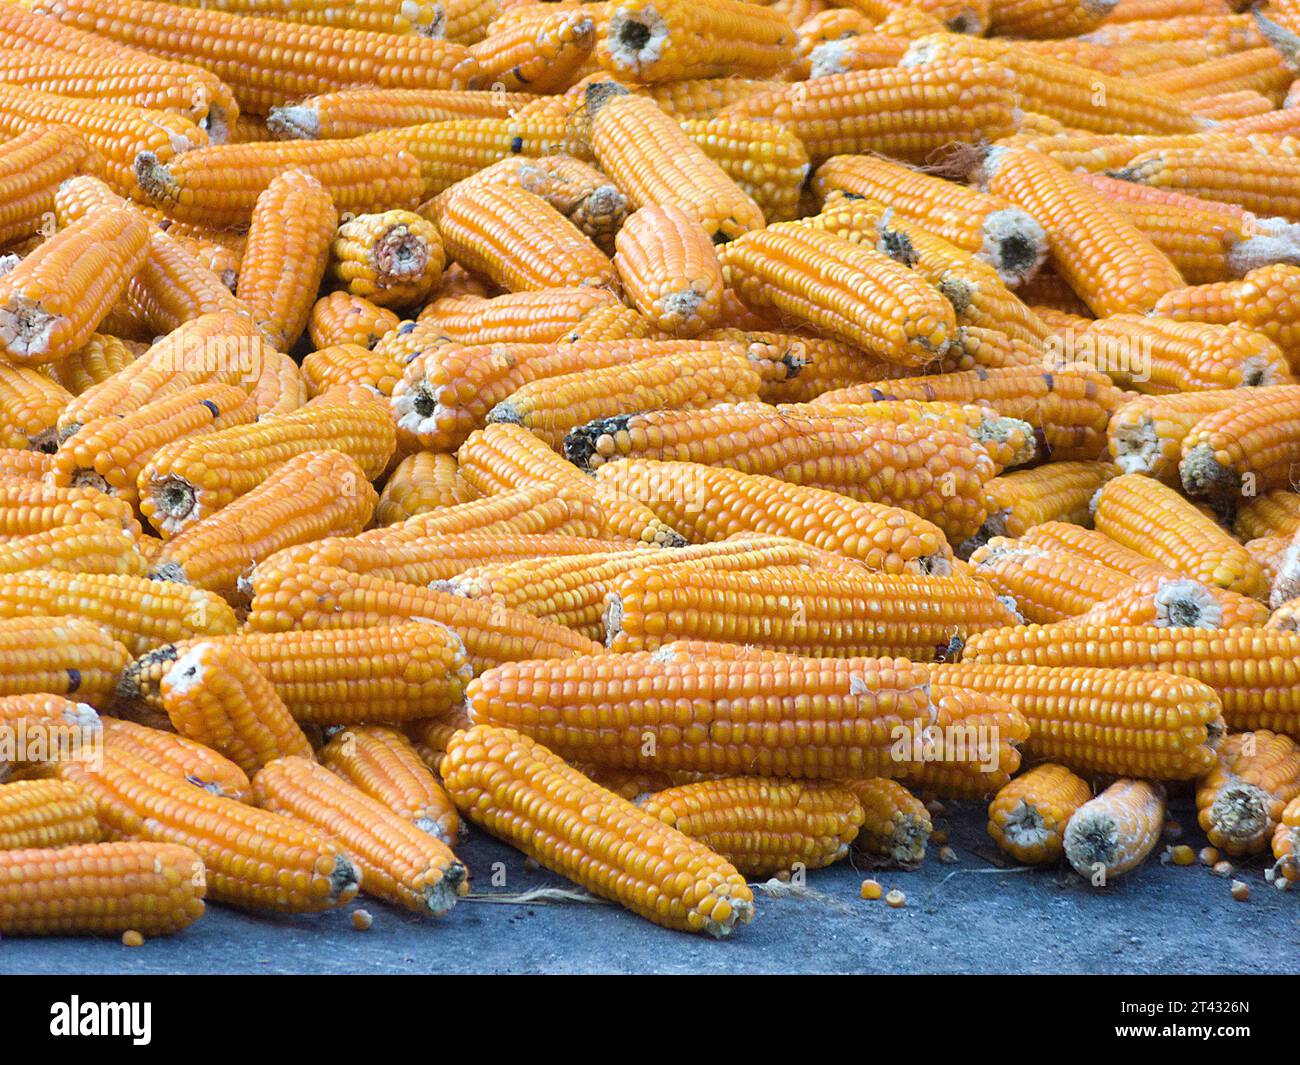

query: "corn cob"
xmin=986 ymin=764 xmax=1091 ymax=865
xmin=245 ymin=563 xmax=602 ymax=669
xmin=119 ymin=623 xmax=473 ymax=726
xmin=933 ymin=662 xmax=1224 ymax=778
xmin=159 ymin=642 xmax=313 ymax=776
xmin=1215 ymin=106 xmax=1300 ymax=137
xmin=584 ymin=85 xmax=764 ymax=242
xmin=811 ymin=155 xmax=1047 ymax=288
xmin=308 ymin=293 xmax=400 ymax=352
xmin=975 ymin=146 xmax=1184 ymax=317
xmin=0 ymin=571 xmax=235 ymax=657
xmin=330 ymin=211 xmax=444 ymax=310
xmin=1108 ymin=390 xmax=1261 ymax=482
xmin=1063 ymin=779 xmax=1165 ymax=884
xmin=1112 ymin=147 xmax=1300 ymax=223
xmin=404 ymin=706 xmax=470 ymax=772
xmin=722 ymin=58 xmax=1019 ymax=167
xmin=157 ymin=224 xmax=245 ymax=289
xmin=806 ymin=32 xmax=908 ymax=79
xmin=611 ymin=205 xmax=723 ymax=336
xmin=133 ymin=140 xmax=424 ymax=228
xmin=234 ymin=171 xmax=337 ymax=352
xmin=596 ymin=0 xmax=794 ymax=81
xmin=415 ymin=289 xmax=618 ymax=346
xmin=839 ymin=778 xmax=929 ymax=868
xmin=0 ymin=524 xmax=145 ymax=579
xmin=596 ymin=459 xmax=954 ymax=574
xmin=150 ymin=451 xmax=377 ymax=599
xmin=0 ymin=449 xmax=53 ymax=481
xmin=1235 ymin=490 xmax=1300 ymax=541
xmin=268 ymin=88 xmax=531 ymax=141
xmin=51 ymin=383 xmax=255 ymax=507
xmin=1074 ymin=575 xmax=1271 ymax=630
xmin=722 ymin=224 xmax=955 ymax=365
xmin=471 ymin=9 xmax=595 ymax=93
xmin=1195 ymin=730 xmax=1300 ymax=857
xmin=0 ymin=128 xmax=99 ymax=248
xmin=1133 ymin=48 xmax=1292 ymax=103
xmin=967 ymin=538 xmax=1131 ymax=623
xmin=1093 ymin=473 xmax=1269 ymax=597
xmin=630 ymin=78 xmax=772 ymax=121
xmin=710 ymin=330 xmax=913 ymax=405
xmin=1187 ymin=90 xmax=1276 ymax=120
xmin=300 ymin=343 xmax=404 ymax=399
xmin=320 ymin=726 xmax=460 ymax=843
xmin=393 ymin=336 xmax=727 ymax=452
xmin=0 ymin=693 xmax=103 ymax=779
xmin=251 ymin=755 xmax=466 ymax=916
xmin=35 ymin=0 xmax=479 ymax=117
xmin=0 ymin=616 xmax=129 ymax=707
xmin=0 ymin=364 xmax=72 ymax=452
xmin=488 ymin=349 xmax=760 ymax=448
xmin=0 ymin=476 xmax=140 ymax=538
xmin=59 ymin=747 xmax=359 ymax=912
xmin=1179 ymin=386 xmax=1300 ymax=501
xmin=815 ymin=365 xmax=1125 ymax=462
xmin=246 ymin=350 xmax=309 ymax=419
xmin=0 ymin=779 xmax=99 ymax=851
xmin=987 ymin=0 xmax=1115 ymax=36
xmin=455 ymin=423 xmax=684 ymax=546
xmin=154 ymin=0 xmax=445 ymax=36
xmin=565 ymin=405 xmax=995 ymax=543
xmin=962 ymin=623 xmax=1300 ymax=735
xmin=1273 ymin=793 xmax=1300 ymax=881
xmin=465 ymin=649 xmax=944 ymax=782
xmin=975 ymin=461 xmax=1118 ymax=545
xmin=604 ymin=566 xmax=1014 ymax=657
xmin=1271 ymin=528 xmax=1300 ymax=609
xmin=375 ymin=452 xmax=476 ymax=525
xmin=442 ymin=724 xmax=752 ymax=935
xmin=0 ymin=208 xmax=149 ymax=366
xmin=1017 ymin=522 xmax=1177 ymax=580
xmin=98 ymin=717 xmax=249 ymax=796
xmin=680 ymin=116 xmax=809 ymax=227
xmin=1248 ymin=533 xmax=1290 ymax=592
xmin=138 ymin=388 xmax=395 ymax=537
xmin=0 ymin=840 xmax=205 ymax=936
xmin=358 ymin=484 xmax=607 ymax=545
xmin=638 ymin=777 xmax=863 ymax=876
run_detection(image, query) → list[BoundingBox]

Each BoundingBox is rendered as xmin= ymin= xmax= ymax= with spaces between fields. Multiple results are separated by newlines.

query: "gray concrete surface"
xmin=3 ymin=797 xmax=1296 ymax=974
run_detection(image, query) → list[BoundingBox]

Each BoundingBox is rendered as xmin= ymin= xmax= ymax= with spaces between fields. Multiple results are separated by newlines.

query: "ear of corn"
xmin=987 ymin=764 xmax=1092 ymax=864
xmin=844 ymin=778 xmax=932 ymax=868
xmin=1063 ymin=779 xmax=1165 ymax=884
xmin=1196 ymin=730 xmax=1300 ymax=857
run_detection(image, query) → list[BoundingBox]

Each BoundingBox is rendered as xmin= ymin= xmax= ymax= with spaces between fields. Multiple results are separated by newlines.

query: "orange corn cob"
xmin=0 ymin=779 xmax=100 ymax=851
xmin=814 ymin=365 xmax=1126 ymax=462
xmin=987 ymin=764 xmax=1092 ymax=864
xmin=975 ymin=460 xmax=1118 ymax=541
xmin=160 ymin=642 xmax=314 ymax=776
xmin=254 ymin=754 xmax=468 ymax=918
xmin=0 ymin=693 xmax=102 ymax=778
xmin=1107 ymin=390 xmax=1256 ymax=482
xmin=51 ymin=383 xmax=256 ymax=507
xmin=267 ymin=88 xmax=531 ymax=141
xmin=320 ymin=726 xmax=460 ymax=843
xmin=1235 ymin=489 xmax=1300 ymax=541
xmin=1017 ymin=521 xmax=1178 ymax=580
xmin=1131 ymin=48 xmax=1292 ymax=103
xmin=0 ymin=616 xmax=130 ymax=706
xmin=596 ymin=0 xmax=794 ymax=81
xmin=0 ymin=571 xmax=235 ymax=657
xmin=358 ymin=485 xmax=607 ymax=545
xmin=967 ymin=537 xmax=1132 ymax=623
xmin=442 ymin=724 xmax=753 ymax=935
xmin=0 ymin=208 xmax=149 ymax=365
xmin=585 ymin=85 xmax=764 ymax=242
xmin=436 ymin=183 xmax=616 ymax=293
xmin=722 ymin=224 xmax=955 ymax=366
xmin=976 ymin=146 xmax=1184 ymax=316
xmin=722 ymin=58 xmax=1019 ymax=167
xmin=487 ymin=348 xmax=761 ymax=448
xmin=375 ymin=452 xmax=476 ymax=525
xmin=843 ymin=778 xmax=931 ymax=868
xmin=404 ymin=706 xmax=470 ymax=772
xmin=0 ymin=840 xmax=205 ymax=936
xmin=565 ymin=404 xmax=995 ymax=543
xmin=934 ymin=662 xmax=1224 ymax=778
xmin=1179 ymin=385 xmax=1300 ymax=500
xmin=0 ymin=128 xmax=99 ymax=248
xmin=416 ymin=288 xmax=618 ymax=345
xmin=471 ymin=9 xmax=595 ymax=93
xmin=118 ymin=622 xmax=474 ymax=726
xmin=149 ymin=451 xmax=377 ymax=598
xmin=235 ymin=170 xmax=337 ymax=352
xmin=244 ymin=564 xmax=603 ymax=669
xmin=58 ymin=747 xmax=359 ymax=912
xmin=987 ymin=0 xmax=1115 ymax=36
xmin=98 ymin=717 xmax=250 ymax=798
xmin=308 ymin=293 xmax=400 ymax=351
xmin=330 ymin=211 xmax=444 ymax=310
xmin=962 ymin=623 xmax=1300 ymax=735
xmin=133 ymin=140 xmax=424 ymax=228
xmin=681 ymin=116 xmax=811 ymax=226
xmin=455 ymin=423 xmax=685 ymax=546
xmin=154 ymin=0 xmax=446 ymax=36
xmin=35 ymin=0 xmax=479 ymax=117
xmin=0 ymin=524 xmax=147 ymax=578
xmin=604 ymin=567 xmax=1015 ymax=657
xmin=1073 ymin=575 xmax=1272 ymax=629
xmin=613 ymin=205 xmax=723 ymax=336
xmin=0 ymin=449 xmax=53 ymax=481
xmin=1215 ymin=105 xmax=1300 ymax=137
xmin=596 ymin=459 xmax=954 ymax=574
xmin=1195 ymin=730 xmax=1300 ymax=856
xmin=1186 ymin=90 xmax=1277 ymax=121
xmin=300 ymin=343 xmax=405 ymax=398
xmin=137 ymin=388 xmax=395 ymax=537
xmin=638 ymin=777 xmax=864 ymax=876
xmin=636 ymin=78 xmax=776 ymax=121
xmin=811 ymin=155 xmax=1048 ymax=289
xmin=1273 ymin=793 xmax=1300 ymax=881
xmin=1064 ymin=779 xmax=1165 ymax=884
xmin=1114 ymin=148 xmax=1300 ymax=223
xmin=0 ymin=363 xmax=72 ymax=452
xmin=1094 ymin=473 xmax=1268 ymax=597
xmin=807 ymin=32 xmax=909 ymax=79
xmin=464 ymin=652 xmax=936 ymax=779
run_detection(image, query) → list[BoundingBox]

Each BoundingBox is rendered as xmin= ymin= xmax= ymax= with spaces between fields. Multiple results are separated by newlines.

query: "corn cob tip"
xmin=330 ymin=853 xmax=362 ymax=904
xmin=265 ymin=106 xmax=318 ymax=142
xmin=997 ymin=800 xmax=1060 ymax=860
xmin=1209 ymin=781 xmax=1275 ymax=851
xmin=1225 ymin=230 xmax=1300 ymax=278
xmin=0 ymin=294 xmax=60 ymax=361
xmin=149 ymin=561 xmax=188 ymax=585
xmin=583 ymin=80 xmax=633 ymax=116
xmin=983 ymin=208 xmax=1049 ymax=288
xmin=115 ymin=643 xmax=179 ymax=704
xmin=604 ymin=9 xmax=671 ymax=74
xmin=1179 ymin=444 xmax=1237 ymax=497
xmin=0 ymin=255 xmax=18 ymax=279
xmin=133 ymin=152 xmax=176 ymax=204
xmin=1253 ymin=11 xmax=1300 ymax=73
